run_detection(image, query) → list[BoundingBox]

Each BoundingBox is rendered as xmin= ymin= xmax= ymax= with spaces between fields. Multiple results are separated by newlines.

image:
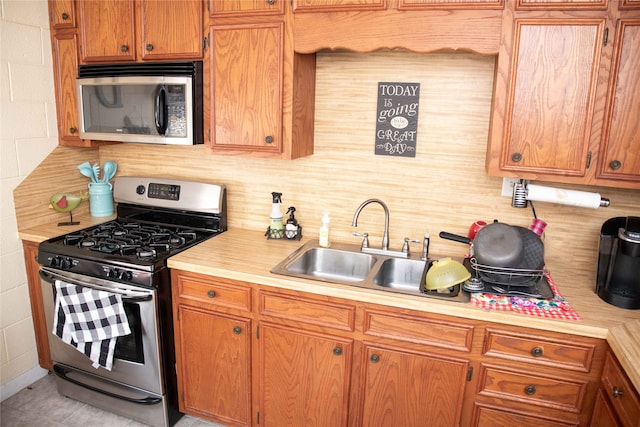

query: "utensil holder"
xmin=88 ymin=182 xmax=113 ymax=217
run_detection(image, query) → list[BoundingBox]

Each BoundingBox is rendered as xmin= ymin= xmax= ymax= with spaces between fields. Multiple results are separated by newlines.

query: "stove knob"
xmin=136 ymin=185 xmax=146 ymax=195
xmin=119 ymin=271 xmax=133 ymax=281
xmin=49 ymin=256 xmax=62 ymax=268
xmin=60 ymin=257 xmax=72 ymax=269
xmin=107 ymin=268 xmax=120 ymax=279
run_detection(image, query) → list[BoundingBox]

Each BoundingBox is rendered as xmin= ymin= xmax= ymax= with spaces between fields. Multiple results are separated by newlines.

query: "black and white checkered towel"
xmin=53 ymin=280 xmax=131 ymax=370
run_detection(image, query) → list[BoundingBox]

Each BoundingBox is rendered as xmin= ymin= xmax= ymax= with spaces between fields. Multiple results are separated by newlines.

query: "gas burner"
xmin=92 ymin=241 xmax=122 ymax=254
xmin=63 ymin=234 xmax=85 ymax=246
xmin=79 ymin=239 xmax=98 ymax=248
xmin=137 ymin=247 xmax=157 ymax=258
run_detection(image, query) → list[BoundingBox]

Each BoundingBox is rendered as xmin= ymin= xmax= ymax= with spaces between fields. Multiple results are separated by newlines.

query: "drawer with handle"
xmin=483 ymin=328 xmax=597 ymax=372
xmin=478 ymin=364 xmax=588 ymax=412
xmin=173 ymin=272 xmax=252 ymax=312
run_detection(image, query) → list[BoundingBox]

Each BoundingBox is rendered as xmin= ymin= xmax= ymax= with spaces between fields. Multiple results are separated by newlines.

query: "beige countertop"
xmin=21 ymin=222 xmax=640 ymax=392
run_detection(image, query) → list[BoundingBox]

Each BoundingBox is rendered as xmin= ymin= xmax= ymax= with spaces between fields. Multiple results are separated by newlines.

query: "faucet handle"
xmin=402 ymin=237 xmax=421 ymax=254
xmin=352 ymin=232 xmax=370 ymax=249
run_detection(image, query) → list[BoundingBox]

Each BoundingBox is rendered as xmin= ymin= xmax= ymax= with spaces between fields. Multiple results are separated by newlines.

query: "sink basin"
xmin=284 ymin=246 xmax=377 ymax=282
xmin=271 ymin=241 xmax=469 ymax=302
xmin=372 ymin=258 xmax=426 ymax=291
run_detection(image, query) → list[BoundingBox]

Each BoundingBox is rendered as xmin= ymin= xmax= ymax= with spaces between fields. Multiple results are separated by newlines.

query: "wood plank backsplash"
xmin=17 ymin=51 xmax=640 ymax=294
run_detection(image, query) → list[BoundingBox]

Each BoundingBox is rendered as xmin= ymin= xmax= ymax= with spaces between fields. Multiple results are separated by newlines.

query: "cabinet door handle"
xmin=610 ymin=160 xmax=622 ymax=170
xmin=613 ymin=386 xmax=624 ymax=398
xmin=370 ymin=354 xmax=380 ymax=363
xmin=524 ymin=385 xmax=536 ymax=395
xmin=120 ymin=44 xmax=129 ymax=53
xmin=531 ymin=347 xmax=543 ymax=357
xmin=511 ymin=152 xmax=522 ymax=163
xmin=233 ymin=326 xmax=242 ymax=335
xmin=146 ymin=43 xmax=153 ymax=52
xmin=207 ymin=290 xmax=216 ymax=298
xmin=266 ymin=0 xmax=275 ymax=4
xmin=333 ymin=347 xmax=342 ymax=356
xmin=265 ymin=135 xmax=274 ymax=144
xmin=69 ymin=127 xmax=76 ymax=134
xmin=61 ymin=12 xmax=69 ymax=20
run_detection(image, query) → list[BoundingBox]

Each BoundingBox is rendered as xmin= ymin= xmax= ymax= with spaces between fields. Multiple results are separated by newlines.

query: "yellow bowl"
xmin=424 ymin=258 xmax=471 ymax=291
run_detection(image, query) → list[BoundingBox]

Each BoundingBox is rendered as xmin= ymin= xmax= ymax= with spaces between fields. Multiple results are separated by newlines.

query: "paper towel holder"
xmin=512 ymin=180 xmax=610 ymax=209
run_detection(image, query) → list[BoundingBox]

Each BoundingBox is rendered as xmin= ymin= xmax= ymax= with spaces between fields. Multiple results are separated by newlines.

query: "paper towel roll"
xmin=526 ymin=184 xmax=605 ymax=209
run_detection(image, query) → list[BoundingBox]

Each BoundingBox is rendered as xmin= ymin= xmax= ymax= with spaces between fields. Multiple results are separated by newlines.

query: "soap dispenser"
xmin=319 ymin=212 xmax=331 ymax=248
xmin=285 ymin=206 xmax=300 ymax=240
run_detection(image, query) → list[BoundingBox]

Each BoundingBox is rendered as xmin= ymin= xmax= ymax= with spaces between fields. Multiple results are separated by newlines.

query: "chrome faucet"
xmin=352 ymin=199 xmax=390 ymax=250
xmin=352 ymin=199 xmax=396 ymax=254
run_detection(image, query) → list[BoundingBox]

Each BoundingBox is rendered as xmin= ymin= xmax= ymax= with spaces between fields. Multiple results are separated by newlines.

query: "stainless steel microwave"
xmin=77 ymin=62 xmax=203 ymax=145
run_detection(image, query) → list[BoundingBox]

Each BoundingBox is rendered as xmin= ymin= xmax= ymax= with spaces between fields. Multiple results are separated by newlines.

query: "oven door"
xmin=39 ymin=267 xmax=163 ymax=395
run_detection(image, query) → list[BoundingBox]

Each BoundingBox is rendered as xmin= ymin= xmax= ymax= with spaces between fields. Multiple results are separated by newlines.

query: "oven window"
xmin=115 ymin=302 xmax=144 ymax=364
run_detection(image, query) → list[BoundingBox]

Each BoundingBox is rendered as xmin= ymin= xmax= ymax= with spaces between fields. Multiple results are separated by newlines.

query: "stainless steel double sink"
xmin=271 ymin=240 xmax=469 ymax=302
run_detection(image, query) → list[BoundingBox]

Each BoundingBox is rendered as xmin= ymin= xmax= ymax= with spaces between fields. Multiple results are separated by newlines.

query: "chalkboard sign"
xmin=375 ymin=82 xmax=420 ymax=157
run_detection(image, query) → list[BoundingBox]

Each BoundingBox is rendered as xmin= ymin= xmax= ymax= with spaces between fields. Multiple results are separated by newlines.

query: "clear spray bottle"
xmin=270 ymin=192 xmax=284 ymax=236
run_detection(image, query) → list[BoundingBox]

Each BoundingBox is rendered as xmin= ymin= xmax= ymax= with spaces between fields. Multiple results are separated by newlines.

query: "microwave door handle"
xmin=154 ymin=85 xmax=168 ymax=135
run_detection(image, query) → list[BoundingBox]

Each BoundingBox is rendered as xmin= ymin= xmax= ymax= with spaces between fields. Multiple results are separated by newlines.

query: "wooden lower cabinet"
xmin=173 ymin=305 xmax=252 ymax=426
xmin=22 ymin=240 xmax=53 ymax=370
xmin=590 ymin=352 xmax=640 ymax=427
xmin=358 ymin=344 xmax=469 ymax=426
xmin=259 ymin=323 xmax=353 ymax=426
xmin=170 ymin=270 xmax=610 ymax=427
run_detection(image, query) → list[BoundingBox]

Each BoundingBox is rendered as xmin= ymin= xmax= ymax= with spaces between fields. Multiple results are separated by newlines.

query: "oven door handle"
xmin=53 ymin=365 xmax=162 ymax=405
xmin=39 ymin=268 xmax=153 ymax=302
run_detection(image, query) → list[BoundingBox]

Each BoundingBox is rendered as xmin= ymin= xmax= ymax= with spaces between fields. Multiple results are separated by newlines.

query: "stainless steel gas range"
xmin=37 ymin=176 xmax=226 ymax=427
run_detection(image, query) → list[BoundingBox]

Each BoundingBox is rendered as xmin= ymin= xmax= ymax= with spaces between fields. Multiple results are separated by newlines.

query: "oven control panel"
xmin=114 ymin=176 xmax=225 ymax=214
xmin=147 ymin=182 xmax=181 ymax=200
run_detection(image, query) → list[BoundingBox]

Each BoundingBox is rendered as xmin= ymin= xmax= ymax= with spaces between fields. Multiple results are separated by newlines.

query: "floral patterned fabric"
xmin=469 ymin=272 xmax=582 ymax=321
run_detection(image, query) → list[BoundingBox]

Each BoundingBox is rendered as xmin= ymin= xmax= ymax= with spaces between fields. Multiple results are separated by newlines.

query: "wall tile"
xmin=0 ymin=102 xmax=48 ymax=140
xmin=0 ymin=20 xmax=44 ymax=65
xmin=0 ymin=62 xmax=11 ymax=102
xmin=1 ymin=176 xmax=21 ymax=219
xmin=15 ymin=137 xmax=57 ymax=174
xmin=3 ymin=318 xmax=36 ymax=360
xmin=2 ymin=0 xmax=50 ymax=29
xmin=0 ymin=212 xmax=20 ymax=255
xmin=0 ymin=349 xmax=39 ymax=386
xmin=0 ymin=329 xmax=8 ymax=366
xmin=9 ymin=63 xmax=55 ymax=102
xmin=0 ymin=137 xmax=19 ymax=178
xmin=0 ymin=283 xmax=31 ymax=329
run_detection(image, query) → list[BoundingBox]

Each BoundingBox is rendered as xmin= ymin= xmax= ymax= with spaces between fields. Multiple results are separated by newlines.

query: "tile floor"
xmin=1 ymin=373 xmax=227 ymax=427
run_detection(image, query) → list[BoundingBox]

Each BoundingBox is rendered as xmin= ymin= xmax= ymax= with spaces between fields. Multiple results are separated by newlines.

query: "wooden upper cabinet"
xmin=78 ymin=0 xmax=136 ymax=62
xmin=210 ymin=0 xmax=285 ymax=16
xmin=500 ymin=19 xmax=604 ymax=177
xmin=52 ymin=32 xmax=83 ymax=146
xmin=597 ymin=19 xmax=640 ymax=182
xmin=78 ymin=0 xmax=203 ymax=63
xmin=621 ymin=0 xmax=640 ymax=8
xmin=49 ymin=0 xmax=76 ymax=29
xmin=139 ymin=0 xmax=203 ymax=60
xmin=208 ymin=23 xmax=284 ymax=155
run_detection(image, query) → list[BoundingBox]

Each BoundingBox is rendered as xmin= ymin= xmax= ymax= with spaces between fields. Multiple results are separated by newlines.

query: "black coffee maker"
xmin=596 ymin=216 xmax=640 ymax=309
